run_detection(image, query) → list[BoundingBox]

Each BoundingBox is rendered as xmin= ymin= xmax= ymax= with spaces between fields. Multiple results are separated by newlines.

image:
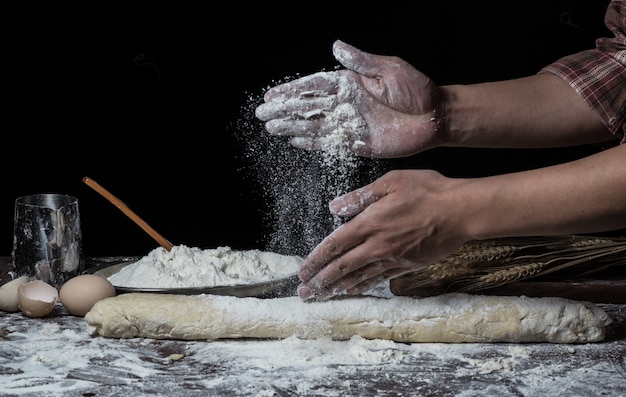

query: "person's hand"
xmin=295 ymin=169 xmax=468 ymax=301
xmin=255 ymin=40 xmax=445 ymax=158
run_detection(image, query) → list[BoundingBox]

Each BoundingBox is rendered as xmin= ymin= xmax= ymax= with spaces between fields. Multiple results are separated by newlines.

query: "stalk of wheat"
xmin=389 ymin=234 xmax=626 ymax=296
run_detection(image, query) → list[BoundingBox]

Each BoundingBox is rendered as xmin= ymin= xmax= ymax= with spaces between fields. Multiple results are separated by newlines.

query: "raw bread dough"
xmin=85 ymin=292 xmax=612 ymax=343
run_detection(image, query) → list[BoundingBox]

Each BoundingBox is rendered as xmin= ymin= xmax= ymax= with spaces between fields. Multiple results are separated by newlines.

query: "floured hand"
xmin=296 ymin=169 xmax=469 ymax=301
xmin=255 ymin=40 xmax=446 ymax=159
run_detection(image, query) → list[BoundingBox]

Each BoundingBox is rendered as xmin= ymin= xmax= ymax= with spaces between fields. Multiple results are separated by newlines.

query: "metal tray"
xmin=84 ymin=260 xmax=300 ymax=299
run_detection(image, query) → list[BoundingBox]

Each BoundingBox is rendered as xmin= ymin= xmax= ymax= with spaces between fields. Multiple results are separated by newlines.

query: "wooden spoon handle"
xmin=82 ymin=176 xmax=173 ymax=251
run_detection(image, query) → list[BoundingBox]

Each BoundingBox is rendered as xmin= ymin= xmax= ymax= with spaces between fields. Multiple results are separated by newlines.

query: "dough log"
xmin=84 ymin=292 xmax=612 ymax=343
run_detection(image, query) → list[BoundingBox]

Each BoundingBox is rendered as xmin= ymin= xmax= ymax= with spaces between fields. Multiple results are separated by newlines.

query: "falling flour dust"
xmin=233 ymin=72 xmax=388 ymax=257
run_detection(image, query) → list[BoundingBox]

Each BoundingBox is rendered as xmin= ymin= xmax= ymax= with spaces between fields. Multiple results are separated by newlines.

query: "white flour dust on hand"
xmin=279 ymin=72 xmax=370 ymax=165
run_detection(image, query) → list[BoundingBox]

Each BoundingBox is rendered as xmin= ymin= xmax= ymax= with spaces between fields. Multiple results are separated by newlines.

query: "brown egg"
xmin=0 ymin=275 xmax=30 ymax=312
xmin=18 ymin=280 xmax=59 ymax=318
xmin=59 ymin=274 xmax=116 ymax=316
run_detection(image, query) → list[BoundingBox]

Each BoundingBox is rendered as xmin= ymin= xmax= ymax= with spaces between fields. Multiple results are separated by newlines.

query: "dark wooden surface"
xmin=1 ymin=257 xmax=625 ymax=396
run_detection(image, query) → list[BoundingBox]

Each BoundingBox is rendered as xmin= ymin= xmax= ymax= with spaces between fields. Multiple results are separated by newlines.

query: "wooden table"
xmin=1 ymin=257 xmax=625 ymax=396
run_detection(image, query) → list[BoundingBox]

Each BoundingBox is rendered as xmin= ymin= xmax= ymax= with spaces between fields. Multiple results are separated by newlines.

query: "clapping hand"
xmin=256 ymin=40 xmax=446 ymax=159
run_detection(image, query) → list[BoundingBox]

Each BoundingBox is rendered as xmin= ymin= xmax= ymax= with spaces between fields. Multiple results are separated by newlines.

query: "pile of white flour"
xmin=107 ymin=245 xmax=301 ymax=289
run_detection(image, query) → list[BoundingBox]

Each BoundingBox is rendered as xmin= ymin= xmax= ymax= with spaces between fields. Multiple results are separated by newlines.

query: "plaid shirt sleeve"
xmin=539 ymin=0 xmax=626 ymax=144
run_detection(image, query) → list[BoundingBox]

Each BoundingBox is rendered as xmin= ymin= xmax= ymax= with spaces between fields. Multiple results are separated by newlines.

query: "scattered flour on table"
xmin=2 ymin=306 xmax=624 ymax=396
xmin=107 ymin=245 xmax=301 ymax=288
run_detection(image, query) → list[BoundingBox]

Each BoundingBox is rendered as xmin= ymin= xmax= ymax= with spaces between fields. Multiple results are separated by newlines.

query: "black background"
xmin=4 ymin=1 xmax=620 ymax=259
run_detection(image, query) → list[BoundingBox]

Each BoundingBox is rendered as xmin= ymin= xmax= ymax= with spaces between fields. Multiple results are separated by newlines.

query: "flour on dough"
xmin=85 ymin=293 xmax=612 ymax=344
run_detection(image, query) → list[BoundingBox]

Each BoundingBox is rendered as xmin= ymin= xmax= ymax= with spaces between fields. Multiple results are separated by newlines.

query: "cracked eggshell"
xmin=0 ymin=276 xmax=30 ymax=312
xmin=18 ymin=280 xmax=59 ymax=318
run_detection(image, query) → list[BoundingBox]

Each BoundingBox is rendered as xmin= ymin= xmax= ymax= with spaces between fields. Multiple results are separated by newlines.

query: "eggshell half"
xmin=59 ymin=274 xmax=116 ymax=316
xmin=0 ymin=276 xmax=30 ymax=312
xmin=18 ymin=280 xmax=59 ymax=318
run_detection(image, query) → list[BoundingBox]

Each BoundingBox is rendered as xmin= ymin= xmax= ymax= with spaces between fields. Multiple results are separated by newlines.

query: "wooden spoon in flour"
xmin=83 ymin=176 xmax=173 ymax=251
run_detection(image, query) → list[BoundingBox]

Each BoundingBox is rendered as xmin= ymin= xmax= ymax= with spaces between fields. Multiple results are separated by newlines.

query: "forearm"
xmin=440 ymin=73 xmax=616 ymax=148
xmin=453 ymin=144 xmax=626 ymax=240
